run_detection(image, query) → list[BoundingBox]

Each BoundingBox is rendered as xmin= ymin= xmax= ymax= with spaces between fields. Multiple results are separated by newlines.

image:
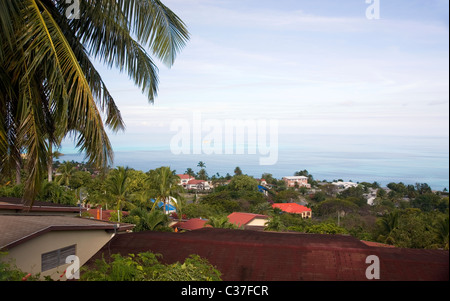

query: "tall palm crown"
xmin=148 ymin=166 xmax=183 ymax=214
xmin=0 ymin=0 xmax=189 ymax=204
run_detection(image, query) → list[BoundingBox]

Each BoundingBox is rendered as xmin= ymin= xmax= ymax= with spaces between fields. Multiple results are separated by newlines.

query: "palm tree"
xmin=105 ymin=166 xmax=135 ymax=214
xmin=206 ymin=215 xmax=238 ymax=229
xmin=0 ymin=0 xmax=189 ymax=205
xmin=197 ymin=161 xmax=206 ymax=169
xmin=184 ymin=168 xmax=195 ymax=178
xmin=264 ymin=216 xmax=285 ymax=232
xmin=48 ymin=147 xmax=63 ymax=182
xmin=55 ymin=161 xmax=77 ymax=187
xmin=435 ymin=216 xmax=449 ymax=250
xmin=378 ymin=210 xmax=399 ymax=245
xmin=146 ymin=209 xmax=170 ymax=231
xmin=148 ymin=166 xmax=183 ymax=215
xmin=196 ymin=161 xmax=207 ymax=180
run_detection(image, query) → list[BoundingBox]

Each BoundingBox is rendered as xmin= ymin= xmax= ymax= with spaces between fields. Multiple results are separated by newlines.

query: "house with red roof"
xmin=176 ymin=174 xmax=195 ymax=188
xmin=171 ymin=218 xmax=212 ymax=231
xmin=187 ymin=179 xmax=211 ymax=190
xmin=227 ymin=212 xmax=269 ymax=230
xmin=272 ymin=203 xmax=312 ymax=218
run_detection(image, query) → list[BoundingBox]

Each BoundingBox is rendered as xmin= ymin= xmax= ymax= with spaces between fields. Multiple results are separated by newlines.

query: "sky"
xmin=60 ymin=0 xmax=449 ymax=186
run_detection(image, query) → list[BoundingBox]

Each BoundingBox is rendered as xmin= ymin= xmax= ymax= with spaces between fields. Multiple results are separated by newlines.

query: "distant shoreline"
xmin=59 ymin=150 xmax=449 ymax=191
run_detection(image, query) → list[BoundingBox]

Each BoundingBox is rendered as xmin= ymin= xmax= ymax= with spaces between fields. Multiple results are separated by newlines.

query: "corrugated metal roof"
xmin=86 ymin=228 xmax=448 ymax=281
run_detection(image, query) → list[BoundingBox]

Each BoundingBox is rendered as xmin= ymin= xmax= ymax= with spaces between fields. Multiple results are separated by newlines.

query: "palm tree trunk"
xmin=48 ymin=143 xmax=53 ymax=182
xmin=15 ymin=160 xmax=21 ymax=185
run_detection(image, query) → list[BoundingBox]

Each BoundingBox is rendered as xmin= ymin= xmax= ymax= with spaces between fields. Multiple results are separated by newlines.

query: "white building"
xmin=331 ymin=181 xmax=358 ymax=190
xmin=283 ymin=176 xmax=311 ymax=188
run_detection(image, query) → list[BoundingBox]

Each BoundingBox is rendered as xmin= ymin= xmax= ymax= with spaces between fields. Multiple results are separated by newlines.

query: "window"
xmin=41 ymin=245 xmax=76 ymax=272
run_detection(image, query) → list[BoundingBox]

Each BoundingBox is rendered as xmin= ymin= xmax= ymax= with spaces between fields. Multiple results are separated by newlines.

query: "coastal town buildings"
xmin=272 ymin=203 xmax=312 ymax=218
xmin=176 ymin=174 xmax=195 ymax=188
xmin=282 ymin=176 xmax=311 ymax=188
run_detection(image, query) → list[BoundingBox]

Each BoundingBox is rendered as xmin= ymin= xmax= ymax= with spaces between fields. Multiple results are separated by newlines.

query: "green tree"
xmin=376 ymin=211 xmax=399 ymax=245
xmin=0 ymin=0 xmax=189 ymax=205
xmin=105 ymin=166 xmax=134 ymax=212
xmin=303 ymin=222 xmax=348 ymax=235
xmin=55 ymin=161 xmax=77 ymax=187
xmin=274 ymin=189 xmax=300 ymax=203
xmin=389 ymin=209 xmax=435 ymax=248
xmin=148 ymin=166 xmax=184 ymax=215
xmin=411 ymin=193 xmax=441 ymax=212
xmin=206 ymin=215 xmax=239 ymax=229
xmin=264 ymin=215 xmax=286 ymax=232
xmin=415 ymin=183 xmax=432 ymax=195
xmin=434 ymin=216 xmax=449 ymax=250
xmin=185 ymin=168 xmax=195 ymax=177
xmin=228 ymin=175 xmax=258 ymax=192
xmin=38 ymin=180 xmax=77 ymax=205
xmin=81 ymin=252 xmax=221 ymax=281
xmin=196 ymin=161 xmax=207 ymax=180
xmin=234 ymin=166 xmax=242 ymax=176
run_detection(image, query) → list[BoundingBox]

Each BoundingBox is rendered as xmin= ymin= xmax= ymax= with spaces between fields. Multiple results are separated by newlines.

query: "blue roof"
xmin=258 ymin=185 xmax=268 ymax=192
xmin=158 ymin=203 xmax=176 ymax=210
xmin=150 ymin=199 xmax=176 ymax=210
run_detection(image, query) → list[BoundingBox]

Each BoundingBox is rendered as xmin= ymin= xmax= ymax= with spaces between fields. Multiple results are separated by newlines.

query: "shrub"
xmin=81 ymin=252 xmax=222 ymax=281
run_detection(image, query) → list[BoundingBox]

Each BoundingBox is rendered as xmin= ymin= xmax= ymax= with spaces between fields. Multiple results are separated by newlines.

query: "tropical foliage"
xmin=0 ymin=0 xmax=189 ymax=205
xmin=80 ymin=252 xmax=222 ymax=281
xmin=1 ymin=161 xmax=448 ymax=249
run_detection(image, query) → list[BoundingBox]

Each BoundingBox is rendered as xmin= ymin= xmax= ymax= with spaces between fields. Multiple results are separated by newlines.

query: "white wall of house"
xmin=247 ymin=218 xmax=269 ymax=227
xmin=5 ymin=230 xmax=114 ymax=280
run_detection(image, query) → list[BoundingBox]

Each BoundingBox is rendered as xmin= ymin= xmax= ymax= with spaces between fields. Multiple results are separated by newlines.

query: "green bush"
xmin=81 ymin=252 xmax=222 ymax=281
xmin=303 ymin=223 xmax=348 ymax=235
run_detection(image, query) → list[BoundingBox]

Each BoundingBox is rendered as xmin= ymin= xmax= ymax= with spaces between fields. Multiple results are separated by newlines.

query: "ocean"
xmin=59 ymin=134 xmax=449 ymax=191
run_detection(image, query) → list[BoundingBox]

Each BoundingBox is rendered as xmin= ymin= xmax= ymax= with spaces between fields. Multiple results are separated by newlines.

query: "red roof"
xmin=177 ymin=174 xmax=192 ymax=180
xmin=187 ymin=179 xmax=206 ymax=184
xmin=227 ymin=212 xmax=268 ymax=227
xmin=361 ymin=240 xmax=396 ymax=248
xmin=272 ymin=203 xmax=311 ymax=214
xmin=172 ymin=218 xmax=211 ymax=231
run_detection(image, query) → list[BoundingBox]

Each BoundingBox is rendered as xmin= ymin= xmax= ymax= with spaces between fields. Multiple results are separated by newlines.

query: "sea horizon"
xmin=59 ymin=134 xmax=450 ymax=191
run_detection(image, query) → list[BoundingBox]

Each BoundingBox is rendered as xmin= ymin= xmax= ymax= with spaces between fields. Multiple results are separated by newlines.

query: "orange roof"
xmin=173 ymin=218 xmax=211 ymax=231
xmin=361 ymin=240 xmax=396 ymax=248
xmin=272 ymin=203 xmax=311 ymax=214
xmin=177 ymin=174 xmax=192 ymax=180
xmin=187 ymin=179 xmax=206 ymax=184
xmin=227 ymin=212 xmax=268 ymax=227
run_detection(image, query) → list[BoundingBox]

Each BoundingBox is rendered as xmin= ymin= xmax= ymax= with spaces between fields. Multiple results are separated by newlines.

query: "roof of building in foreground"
xmin=0 ymin=197 xmax=85 ymax=213
xmin=0 ymin=215 xmax=134 ymax=250
xmin=85 ymin=228 xmax=448 ymax=281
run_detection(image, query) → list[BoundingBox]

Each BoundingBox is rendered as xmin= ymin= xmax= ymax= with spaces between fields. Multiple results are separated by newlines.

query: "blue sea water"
xmin=60 ymin=134 xmax=449 ymax=190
